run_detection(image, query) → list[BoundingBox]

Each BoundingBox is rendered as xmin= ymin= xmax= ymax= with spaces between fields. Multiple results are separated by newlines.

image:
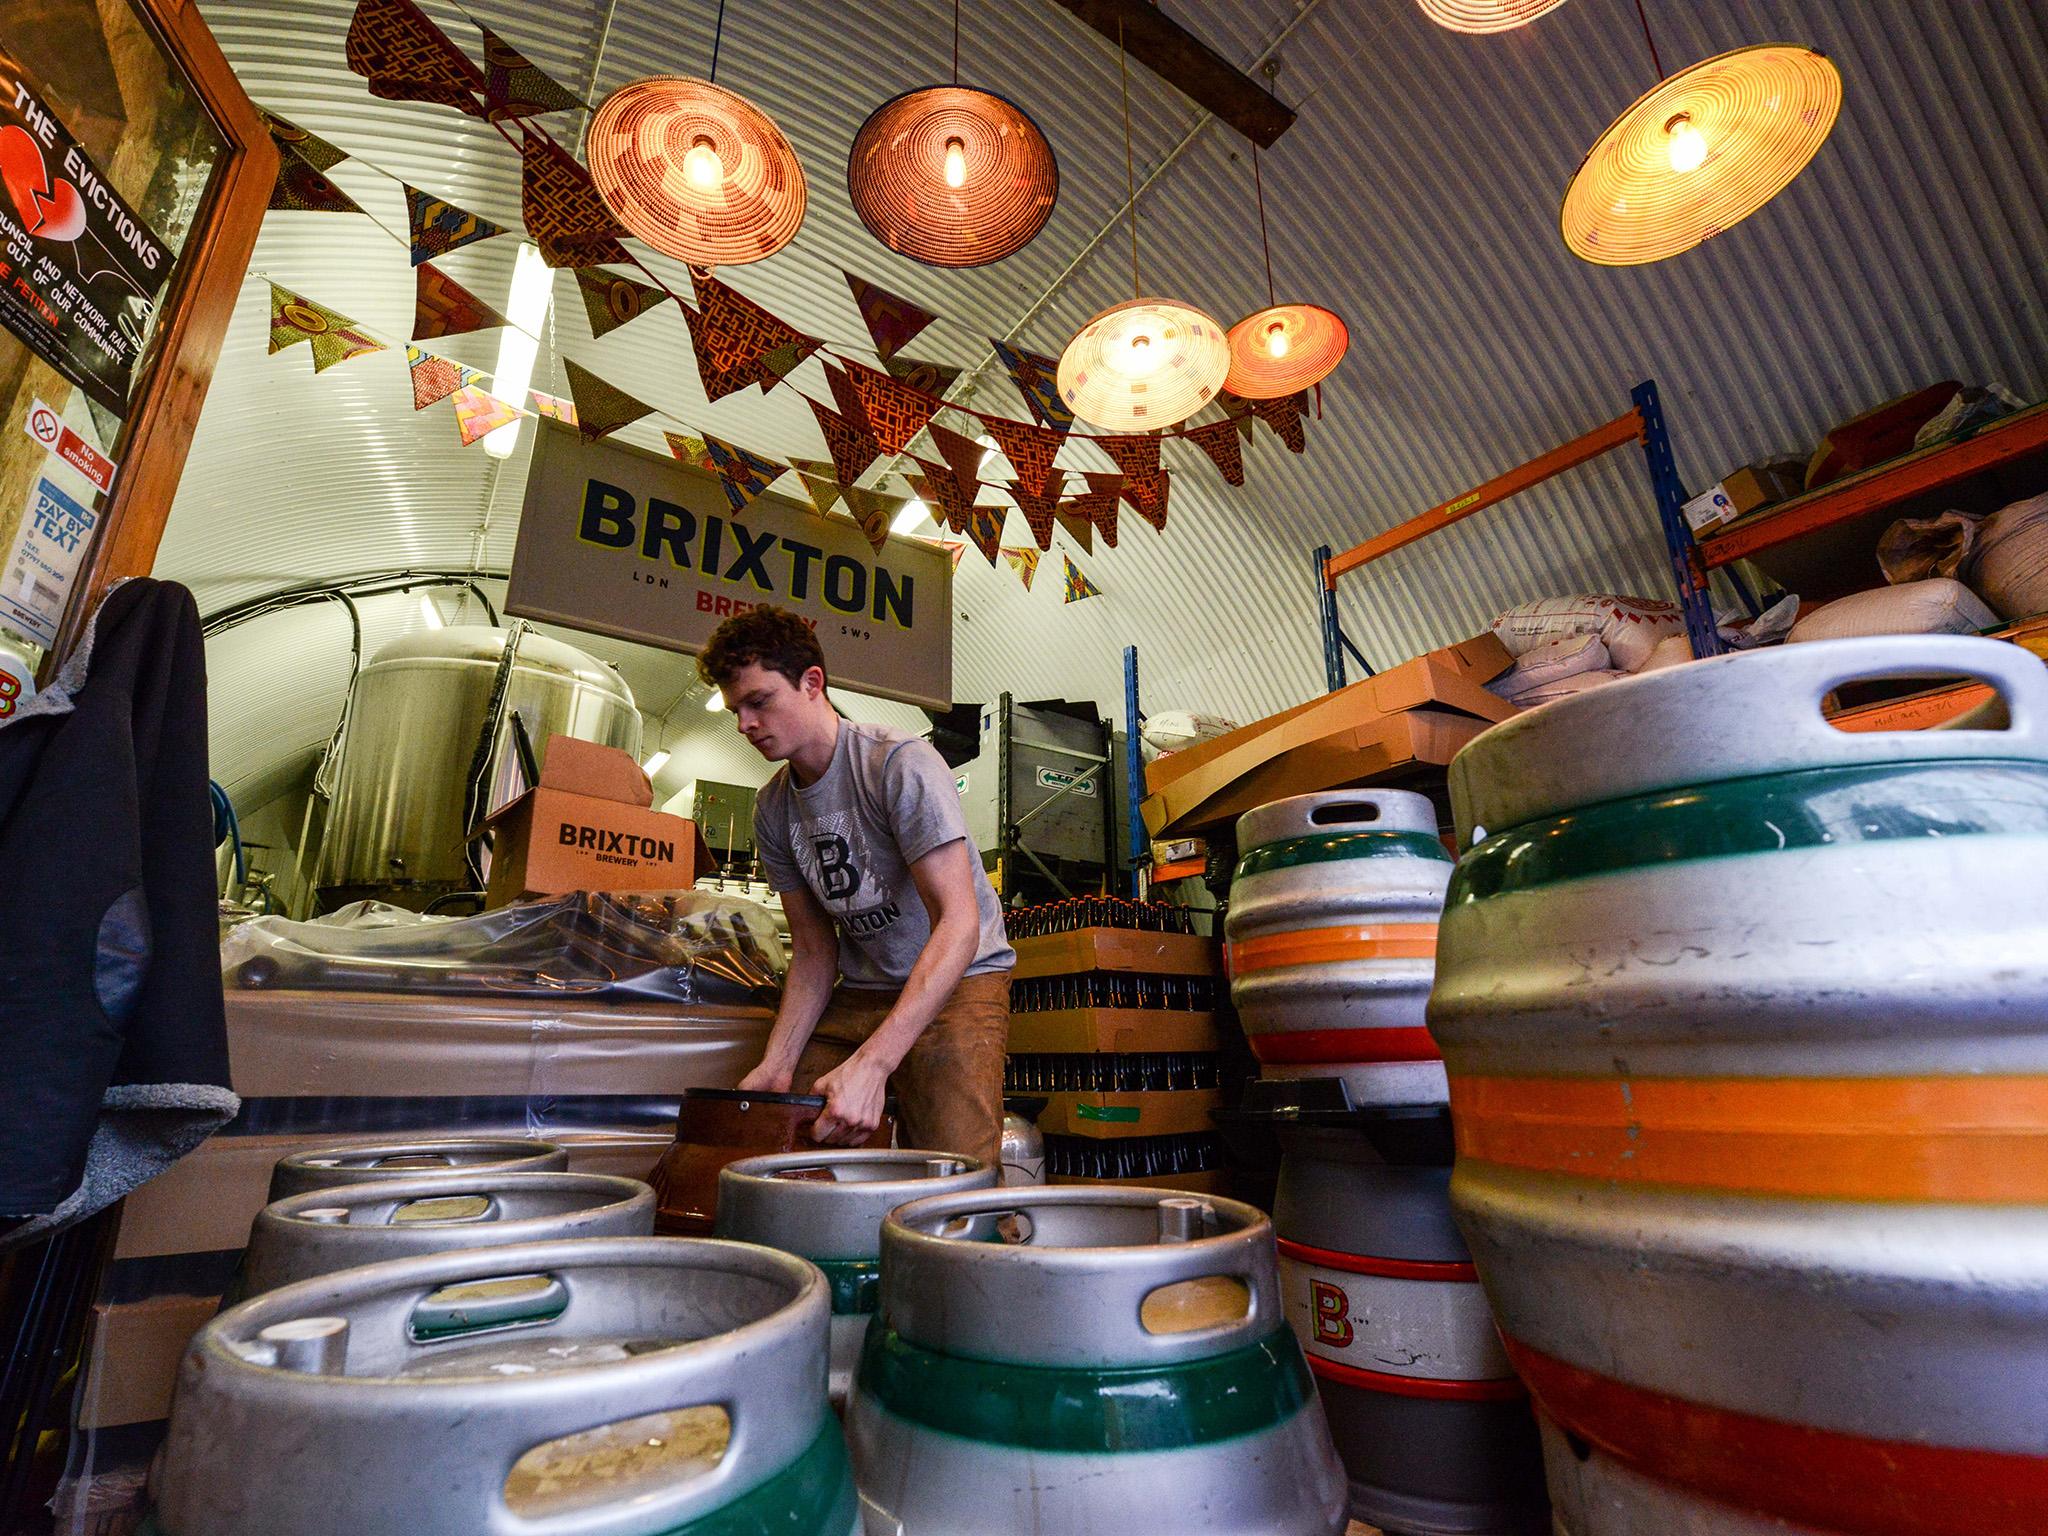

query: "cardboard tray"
xmin=1007 ymin=1008 xmax=1227 ymax=1054
xmin=1011 ymin=928 xmax=1221 ymax=980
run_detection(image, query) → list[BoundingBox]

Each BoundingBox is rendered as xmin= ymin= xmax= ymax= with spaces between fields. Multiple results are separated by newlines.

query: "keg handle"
xmin=1773 ymin=636 xmax=2046 ymax=750
xmin=408 ymin=1272 xmax=569 ymax=1343
xmin=1306 ymin=797 xmax=1387 ymax=826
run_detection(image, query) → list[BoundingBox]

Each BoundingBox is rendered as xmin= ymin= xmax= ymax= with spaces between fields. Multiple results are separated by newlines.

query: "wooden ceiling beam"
xmin=1045 ymin=0 xmax=1296 ymax=147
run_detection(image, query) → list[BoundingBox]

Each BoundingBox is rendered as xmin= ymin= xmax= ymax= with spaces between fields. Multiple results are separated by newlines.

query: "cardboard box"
xmin=1007 ymin=1007 xmax=1226 ymax=1054
xmin=1683 ymin=457 xmax=1807 ymax=532
xmin=1049 ymin=1169 xmax=1229 ymax=1195
xmin=1140 ymin=635 xmax=1515 ymax=839
xmin=1010 ymin=927 xmax=1221 ymax=980
xmin=485 ymin=735 xmax=715 ymax=905
xmin=1038 ymin=1089 xmax=1222 ymax=1138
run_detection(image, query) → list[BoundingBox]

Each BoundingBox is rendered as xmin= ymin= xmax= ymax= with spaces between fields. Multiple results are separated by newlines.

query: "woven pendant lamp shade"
xmin=1057 ymin=298 xmax=1230 ymax=431
xmin=1416 ymin=0 xmax=1571 ymax=33
xmin=1225 ymin=304 xmax=1348 ymax=399
xmin=587 ymin=76 xmax=806 ymax=266
xmin=847 ymin=86 xmax=1058 ymax=267
xmin=1562 ymin=44 xmax=1842 ymax=266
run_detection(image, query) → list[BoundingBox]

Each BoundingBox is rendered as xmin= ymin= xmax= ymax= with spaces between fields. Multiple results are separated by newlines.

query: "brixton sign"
xmin=509 ymin=422 xmax=954 ymax=709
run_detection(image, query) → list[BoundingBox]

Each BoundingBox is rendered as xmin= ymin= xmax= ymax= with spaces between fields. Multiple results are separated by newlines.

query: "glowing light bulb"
xmin=943 ymin=137 xmax=967 ymax=189
xmin=1665 ymin=115 xmax=1707 ymax=174
xmin=1265 ymin=321 xmax=1289 ymax=359
xmin=1117 ymin=329 xmax=1167 ymax=379
xmin=683 ymin=136 xmax=722 ymax=191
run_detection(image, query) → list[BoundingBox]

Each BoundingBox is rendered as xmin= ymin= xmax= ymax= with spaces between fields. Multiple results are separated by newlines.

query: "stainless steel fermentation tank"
xmin=313 ymin=627 xmax=641 ymax=909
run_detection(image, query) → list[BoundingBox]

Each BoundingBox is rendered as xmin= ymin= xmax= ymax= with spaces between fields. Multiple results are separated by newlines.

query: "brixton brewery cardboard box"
xmin=484 ymin=735 xmax=716 ymax=906
xmin=1140 ymin=633 xmax=1516 ymax=839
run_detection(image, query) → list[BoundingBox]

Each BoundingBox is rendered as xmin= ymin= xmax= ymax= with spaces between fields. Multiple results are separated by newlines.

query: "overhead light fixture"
xmin=1416 ymin=0 xmax=1572 ymax=34
xmin=1224 ymin=148 xmax=1348 ymax=399
xmin=418 ymin=593 xmax=444 ymax=628
xmin=848 ymin=88 xmax=1058 ymax=267
xmin=484 ymin=243 xmax=554 ymax=459
xmin=642 ymin=748 xmax=671 ymax=776
xmin=1057 ymin=22 xmax=1227 ymax=430
xmin=1562 ymin=43 xmax=1842 ymax=266
xmin=891 ymin=495 xmax=933 ymax=535
xmin=587 ymin=75 xmax=807 ymax=266
xmin=705 ymin=690 xmax=726 ymax=712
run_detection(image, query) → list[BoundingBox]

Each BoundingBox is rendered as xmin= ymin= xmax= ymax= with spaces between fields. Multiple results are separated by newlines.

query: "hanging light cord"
xmin=708 ymin=0 xmax=728 ymax=83
xmin=1631 ymin=0 xmax=1665 ymax=80
xmin=952 ymin=0 xmax=961 ymax=85
xmin=1252 ymin=147 xmax=1277 ymax=308
xmin=1119 ymin=20 xmax=1141 ymax=298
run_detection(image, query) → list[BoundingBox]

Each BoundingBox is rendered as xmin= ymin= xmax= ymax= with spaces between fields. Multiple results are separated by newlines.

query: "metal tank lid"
xmin=366 ymin=625 xmax=634 ymax=696
xmin=1448 ymin=636 xmax=2048 ymax=849
xmin=718 ymin=1150 xmax=997 ymax=1260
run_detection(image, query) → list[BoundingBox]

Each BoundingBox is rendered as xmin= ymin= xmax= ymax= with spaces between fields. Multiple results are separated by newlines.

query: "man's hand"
xmin=810 ymin=1052 xmax=891 ymax=1145
xmin=737 ymin=1060 xmax=795 ymax=1094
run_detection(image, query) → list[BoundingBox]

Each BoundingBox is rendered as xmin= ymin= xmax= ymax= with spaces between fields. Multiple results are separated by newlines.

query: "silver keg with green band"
xmin=716 ymin=1148 xmax=996 ymax=1409
xmin=847 ymin=1185 xmax=1349 ymax=1534
xmin=266 ymin=1137 xmax=568 ymax=1202
xmin=146 ymin=1237 xmax=858 ymax=1536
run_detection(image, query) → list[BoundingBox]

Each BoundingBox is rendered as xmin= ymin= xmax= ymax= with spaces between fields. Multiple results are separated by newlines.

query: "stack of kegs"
xmin=1228 ymin=790 xmax=1549 ymax=1535
xmin=1433 ymin=636 xmax=2048 ymax=1535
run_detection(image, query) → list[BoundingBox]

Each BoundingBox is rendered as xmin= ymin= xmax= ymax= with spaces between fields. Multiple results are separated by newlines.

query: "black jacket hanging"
xmin=0 ymin=578 xmax=237 ymax=1244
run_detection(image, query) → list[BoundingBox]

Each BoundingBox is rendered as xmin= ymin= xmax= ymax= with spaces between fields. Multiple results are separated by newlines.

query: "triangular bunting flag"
xmin=479 ymin=25 xmax=585 ymax=121
xmin=845 ymin=272 xmax=938 ymax=361
xmin=1008 ymin=475 xmax=1063 ymax=551
xmin=406 ymin=184 xmax=506 ymax=266
xmin=844 ymin=360 xmax=937 ymax=455
xmin=1055 ymin=511 xmax=1093 ymax=553
xmin=1251 ymin=391 xmax=1308 ymax=454
xmin=1061 ymin=554 xmax=1102 ymax=604
xmin=885 ymin=354 xmax=962 ymax=398
xmin=576 ymin=266 xmax=667 ymax=338
xmin=758 ymin=338 xmax=816 ymax=394
xmin=520 ymin=129 xmax=630 ymax=268
xmin=664 ymin=430 xmax=714 ymax=471
xmin=1121 ymin=469 xmax=1170 ymax=533
xmin=345 ymin=0 xmax=485 ymax=117
xmin=685 ymin=272 xmax=819 ymax=402
xmin=788 ymin=460 xmax=843 ymax=516
xmin=406 ymin=343 xmax=475 ymax=409
xmin=841 ymin=486 xmax=904 ymax=554
xmin=910 ymin=458 xmax=977 ymax=534
xmin=1185 ymin=419 xmax=1246 ymax=486
xmin=1067 ymin=474 xmax=1120 ymax=549
xmin=452 ymin=385 xmax=521 ymax=445
xmin=1099 ymin=436 xmax=1167 ymax=531
xmin=927 ymin=420 xmax=987 ymax=498
xmin=413 ymin=263 xmax=510 ymax=341
xmin=256 ymin=108 xmax=347 ymax=171
xmin=564 ymin=357 xmax=653 ymax=441
xmin=1002 ymin=546 xmax=1040 ymax=591
xmin=529 ymin=390 xmax=578 ymax=424
xmin=991 ymin=337 xmax=1076 ymax=431
xmin=1220 ymin=391 xmax=1260 ymax=440
xmin=269 ymin=142 xmax=364 ymax=214
xmin=703 ymin=433 xmax=787 ymax=516
xmin=826 ymin=362 xmax=873 ymax=433
xmin=1099 ymin=433 xmax=1161 ymax=481
xmin=965 ymin=506 xmax=1004 ymax=566
xmin=268 ymin=284 xmax=383 ymax=372
xmin=807 ymin=391 xmax=883 ymax=487
xmin=938 ymin=540 xmax=967 ymax=569
xmin=985 ymin=416 xmax=1066 ymax=499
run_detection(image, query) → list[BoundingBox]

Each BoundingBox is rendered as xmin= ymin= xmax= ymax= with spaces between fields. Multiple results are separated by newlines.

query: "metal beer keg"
xmin=848 ymin=1185 xmax=1349 ymax=1535
xmin=1433 ymin=636 xmax=2048 ymax=1536
xmin=716 ymin=1150 xmax=997 ymax=1407
xmin=236 ymin=1172 xmax=655 ymax=1300
xmin=148 ymin=1237 xmax=856 ymax=1536
xmin=1228 ymin=790 xmax=1452 ymax=1106
xmin=268 ymin=1138 xmax=568 ymax=1201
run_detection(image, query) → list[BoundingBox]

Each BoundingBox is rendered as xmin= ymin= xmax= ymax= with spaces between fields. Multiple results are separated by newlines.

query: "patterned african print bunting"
xmin=529 ymin=390 xmax=578 ymax=425
xmin=1002 ymin=546 xmax=1040 ymax=591
xmin=684 ymin=272 xmax=819 ymax=402
xmin=938 ymin=541 xmax=967 ymax=569
xmin=884 ymin=354 xmax=962 ymax=398
xmin=256 ymin=108 xmax=347 ymax=171
xmin=1219 ymin=391 xmax=1259 ymax=440
xmin=452 ymin=386 xmax=521 ymax=446
xmin=564 ymin=358 xmax=653 ymax=441
xmin=405 ymin=185 xmax=506 ymax=265
xmin=1122 ymin=469 xmax=1169 ymax=533
xmin=664 ymin=431 xmax=714 ymax=472
xmin=787 ymin=460 xmax=842 ymax=515
xmin=1184 ymin=419 xmax=1245 ymax=486
xmin=758 ymin=338 xmax=816 ymax=393
xmin=1098 ymin=432 xmax=1160 ymax=481
xmin=964 ymin=506 xmax=1004 ymax=566
xmin=1061 ymin=554 xmax=1101 ymax=604
xmin=575 ymin=266 xmax=666 ymax=338
xmin=826 ymin=362 xmax=872 ymax=433
xmin=345 ymin=0 xmax=485 ymax=117
xmin=406 ymin=344 xmax=477 ymax=409
xmin=910 ymin=458 xmax=977 ymax=534
xmin=268 ymin=284 xmax=384 ymax=372
xmin=984 ymin=416 xmax=1065 ymax=499
xmin=843 ymin=359 xmax=936 ymax=455
xmin=845 ymin=272 xmax=937 ymax=361
xmin=926 ymin=420 xmax=987 ymax=498
xmin=1251 ymin=391 xmax=1308 ymax=453
xmin=479 ymin=26 xmax=584 ymax=121
xmin=1008 ymin=474 xmax=1063 ymax=551
xmin=520 ymin=129 xmax=630 ymax=267
xmin=840 ymin=486 xmax=904 ymax=554
xmin=269 ymin=142 xmax=364 ymax=214
xmin=1054 ymin=510 xmax=1093 ymax=553
xmin=702 ymin=433 xmax=787 ymax=516
xmin=413 ymin=263 xmax=509 ymax=340
xmin=1070 ymin=472 xmax=1121 ymax=548
xmin=807 ymin=389 xmax=882 ymax=487
xmin=991 ymin=337 xmax=1075 ymax=431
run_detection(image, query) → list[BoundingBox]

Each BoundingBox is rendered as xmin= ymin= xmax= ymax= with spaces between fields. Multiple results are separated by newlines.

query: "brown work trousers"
xmin=790 ymin=971 xmax=1011 ymax=1168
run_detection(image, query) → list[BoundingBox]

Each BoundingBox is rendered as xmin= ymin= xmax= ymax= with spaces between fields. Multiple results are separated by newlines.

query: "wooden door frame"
xmin=47 ymin=0 xmax=275 ymax=663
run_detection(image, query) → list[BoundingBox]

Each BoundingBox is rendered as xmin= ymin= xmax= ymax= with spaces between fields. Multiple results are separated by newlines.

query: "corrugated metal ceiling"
xmin=161 ymin=0 xmax=2048 ymax=810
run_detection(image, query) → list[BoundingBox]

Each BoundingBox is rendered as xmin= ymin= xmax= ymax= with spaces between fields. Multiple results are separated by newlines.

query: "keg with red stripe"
xmin=1275 ymin=1108 xmax=1547 ymax=1535
xmin=1434 ymin=637 xmax=2048 ymax=1536
xmin=1227 ymin=790 xmax=1452 ymax=1106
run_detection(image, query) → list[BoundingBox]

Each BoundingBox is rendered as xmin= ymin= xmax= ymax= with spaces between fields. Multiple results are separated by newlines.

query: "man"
xmin=700 ymin=606 xmax=1014 ymax=1165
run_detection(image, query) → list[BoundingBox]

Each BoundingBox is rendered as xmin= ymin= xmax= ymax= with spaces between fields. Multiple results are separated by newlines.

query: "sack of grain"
xmin=1788 ymin=578 xmax=1998 ymax=643
xmin=1487 ymin=633 xmax=1611 ymax=701
xmin=1489 ymin=595 xmax=1684 ymax=672
xmin=1141 ymin=710 xmax=1240 ymax=755
xmin=1511 ymin=669 xmax=1631 ymax=708
xmin=1637 ymin=634 xmax=1695 ymax=672
xmin=1970 ymin=491 xmax=2048 ymax=620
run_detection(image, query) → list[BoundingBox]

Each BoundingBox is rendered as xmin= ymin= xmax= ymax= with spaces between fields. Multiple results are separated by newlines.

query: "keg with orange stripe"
xmin=1274 ymin=1106 xmax=1547 ymax=1535
xmin=1227 ymin=790 xmax=1452 ymax=1106
xmin=1433 ymin=636 xmax=2048 ymax=1536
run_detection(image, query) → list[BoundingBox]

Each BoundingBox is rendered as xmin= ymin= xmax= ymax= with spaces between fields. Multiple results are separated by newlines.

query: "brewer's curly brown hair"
xmin=696 ymin=605 xmax=827 ymax=691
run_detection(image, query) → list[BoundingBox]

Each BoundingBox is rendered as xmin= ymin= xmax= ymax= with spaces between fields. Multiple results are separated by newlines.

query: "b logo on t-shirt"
xmin=813 ymin=833 xmax=860 ymax=901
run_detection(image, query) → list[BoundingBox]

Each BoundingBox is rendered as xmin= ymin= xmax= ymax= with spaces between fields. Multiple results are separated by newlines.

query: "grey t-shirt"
xmin=754 ymin=720 xmax=1015 ymax=988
